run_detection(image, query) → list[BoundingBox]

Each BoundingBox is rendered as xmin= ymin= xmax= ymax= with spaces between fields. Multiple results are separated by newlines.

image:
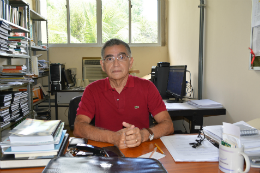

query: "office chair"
xmin=68 ymin=95 xmax=157 ymax=130
xmin=68 ymin=95 xmax=95 ymax=130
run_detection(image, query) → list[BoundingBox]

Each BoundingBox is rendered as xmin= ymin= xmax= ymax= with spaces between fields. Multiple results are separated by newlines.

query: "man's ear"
xmin=100 ymin=60 xmax=105 ymax=72
xmin=129 ymin=57 xmax=134 ymax=69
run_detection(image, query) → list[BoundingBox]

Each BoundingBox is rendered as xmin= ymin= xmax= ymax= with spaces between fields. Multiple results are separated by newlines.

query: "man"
xmin=73 ymin=38 xmax=174 ymax=149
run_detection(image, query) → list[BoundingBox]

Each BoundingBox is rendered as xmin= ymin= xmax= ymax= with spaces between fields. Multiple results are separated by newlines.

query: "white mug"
xmin=76 ymin=79 xmax=82 ymax=87
xmin=219 ymin=144 xmax=250 ymax=173
xmin=84 ymin=79 xmax=89 ymax=87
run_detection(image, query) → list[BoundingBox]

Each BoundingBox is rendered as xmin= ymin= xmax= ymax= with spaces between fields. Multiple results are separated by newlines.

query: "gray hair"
xmin=101 ymin=38 xmax=131 ymax=59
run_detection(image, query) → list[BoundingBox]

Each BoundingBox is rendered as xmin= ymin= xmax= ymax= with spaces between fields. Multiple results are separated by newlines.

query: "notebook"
xmin=235 ymin=124 xmax=258 ymax=136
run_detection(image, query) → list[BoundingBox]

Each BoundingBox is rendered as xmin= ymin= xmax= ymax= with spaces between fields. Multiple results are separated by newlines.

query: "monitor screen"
xmin=64 ymin=69 xmax=74 ymax=87
xmin=166 ymin=65 xmax=187 ymax=102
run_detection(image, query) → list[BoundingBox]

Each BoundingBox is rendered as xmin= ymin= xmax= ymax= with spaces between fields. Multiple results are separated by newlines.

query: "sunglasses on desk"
xmin=189 ymin=130 xmax=205 ymax=148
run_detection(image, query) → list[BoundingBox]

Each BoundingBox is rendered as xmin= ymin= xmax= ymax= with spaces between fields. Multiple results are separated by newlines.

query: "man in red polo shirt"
xmin=73 ymin=38 xmax=174 ymax=149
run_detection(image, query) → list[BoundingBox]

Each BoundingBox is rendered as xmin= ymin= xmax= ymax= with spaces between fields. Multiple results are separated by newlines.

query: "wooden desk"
xmin=1 ymin=138 xmax=259 ymax=173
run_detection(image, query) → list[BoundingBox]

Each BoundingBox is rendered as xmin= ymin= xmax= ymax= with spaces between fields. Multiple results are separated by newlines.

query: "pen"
xmin=155 ymin=143 xmax=164 ymax=155
xmin=149 ymin=147 xmax=157 ymax=158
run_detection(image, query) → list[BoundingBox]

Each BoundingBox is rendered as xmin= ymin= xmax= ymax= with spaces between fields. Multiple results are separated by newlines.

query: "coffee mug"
xmin=219 ymin=144 xmax=250 ymax=173
xmin=76 ymin=79 xmax=82 ymax=87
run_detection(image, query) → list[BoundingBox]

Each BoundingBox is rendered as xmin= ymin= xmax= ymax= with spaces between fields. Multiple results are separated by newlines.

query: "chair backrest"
xmin=68 ymin=95 xmax=156 ymax=130
xmin=68 ymin=95 xmax=95 ymax=130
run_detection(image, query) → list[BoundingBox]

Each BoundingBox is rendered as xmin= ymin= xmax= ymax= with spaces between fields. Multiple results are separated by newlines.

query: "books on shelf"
xmin=1 ymin=65 xmax=27 ymax=74
xmin=187 ymin=99 xmax=223 ymax=109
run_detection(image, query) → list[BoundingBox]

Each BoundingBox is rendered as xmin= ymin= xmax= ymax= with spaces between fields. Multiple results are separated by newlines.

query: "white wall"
xmin=168 ymin=0 xmax=259 ymax=126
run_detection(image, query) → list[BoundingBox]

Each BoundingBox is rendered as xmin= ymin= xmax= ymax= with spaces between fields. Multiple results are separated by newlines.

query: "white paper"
xmin=203 ymin=121 xmax=260 ymax=156
xmin=160 ymin=135 xmax=219 ymax=162
xmin=139 ymin=151 xmax=165 ymax=160
xmin=223 ymin=122 xmax=240 ymax=138
xmin=165 ymin=102 xmax=197 ymax=110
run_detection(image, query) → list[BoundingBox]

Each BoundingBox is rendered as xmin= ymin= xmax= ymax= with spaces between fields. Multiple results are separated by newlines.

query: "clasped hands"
xmin=115 ymin=122 xmax=143 ymax=149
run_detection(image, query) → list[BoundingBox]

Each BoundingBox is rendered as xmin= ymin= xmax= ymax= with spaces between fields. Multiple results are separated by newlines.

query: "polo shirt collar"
xmin=104 ymin=75 xmax=134 ymax=91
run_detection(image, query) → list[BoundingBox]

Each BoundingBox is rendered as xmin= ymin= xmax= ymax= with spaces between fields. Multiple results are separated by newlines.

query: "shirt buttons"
xmin=117 ymin=99 xmax=119 ymax=101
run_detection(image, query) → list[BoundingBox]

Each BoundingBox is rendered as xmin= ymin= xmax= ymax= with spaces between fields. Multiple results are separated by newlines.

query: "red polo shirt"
xmin=76 ymin=75 xmax=166 ymax=131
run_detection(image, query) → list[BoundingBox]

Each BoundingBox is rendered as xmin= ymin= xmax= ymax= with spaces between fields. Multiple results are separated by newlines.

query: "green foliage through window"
xmin=46 ymin=0 xmax=159 ymax=44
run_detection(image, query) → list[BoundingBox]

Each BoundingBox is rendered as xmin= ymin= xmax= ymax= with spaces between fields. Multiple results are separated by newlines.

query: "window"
xmin=43 ymin=0 xmax=161 ymax=46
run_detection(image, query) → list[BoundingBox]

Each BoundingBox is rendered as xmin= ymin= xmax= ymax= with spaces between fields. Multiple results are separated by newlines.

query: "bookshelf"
xmin=29 ymin=6 xmax=50 ymax=120
xmin=0 ymin=0 xmax=32 ymax=143
xmin=0 ymin=0 xmax=50 ymax=141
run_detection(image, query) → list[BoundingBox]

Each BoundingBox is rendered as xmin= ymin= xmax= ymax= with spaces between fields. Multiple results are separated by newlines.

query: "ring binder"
xmin=235 ymin=124 xmax=258 ymax=136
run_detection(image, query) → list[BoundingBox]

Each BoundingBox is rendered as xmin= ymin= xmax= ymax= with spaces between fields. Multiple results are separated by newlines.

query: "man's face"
xmin=100 ymin=45 xmax=133 ymax=80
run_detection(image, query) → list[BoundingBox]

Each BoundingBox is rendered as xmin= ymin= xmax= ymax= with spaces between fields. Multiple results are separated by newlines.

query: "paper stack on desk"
xmin=203 ymin=121 xmax=260 ymax=156
xmin=160 ymin=135 xmax=219 ymax=162
xmin=186 ymin=99 xmax=223 ymax=109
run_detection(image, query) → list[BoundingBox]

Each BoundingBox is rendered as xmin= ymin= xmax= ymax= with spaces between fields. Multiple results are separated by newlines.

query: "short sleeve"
xmin=147 ymin=82 xmax=167 ymax=117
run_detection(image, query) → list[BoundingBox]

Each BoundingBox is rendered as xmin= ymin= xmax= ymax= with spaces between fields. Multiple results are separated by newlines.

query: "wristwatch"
xmin=145 ymin=128 xmax=154 ymax=141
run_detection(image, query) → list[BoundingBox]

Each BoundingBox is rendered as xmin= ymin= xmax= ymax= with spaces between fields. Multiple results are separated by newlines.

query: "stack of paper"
xmin=187 ymin=99 xmax=223 ymax=108
xmin=203 ymin=121 xmax=260 ymax=156
xmin=160 ymin=135 xmax=219 ymax=162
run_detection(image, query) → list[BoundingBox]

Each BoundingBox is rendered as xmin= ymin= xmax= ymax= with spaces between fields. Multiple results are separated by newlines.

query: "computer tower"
xmin=50 ymin=63 xmax=65 ymax=91
xmin=151 ymin=62 xmax=170 ymax=99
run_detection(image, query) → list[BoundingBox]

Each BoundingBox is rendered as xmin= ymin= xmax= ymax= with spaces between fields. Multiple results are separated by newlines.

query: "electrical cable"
xmin=182 ymin=117 xmax=188 ymax=134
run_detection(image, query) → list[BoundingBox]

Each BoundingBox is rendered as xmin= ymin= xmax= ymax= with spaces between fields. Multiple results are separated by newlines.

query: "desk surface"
xmin=1 ymin=138 xmax=259 ymax=173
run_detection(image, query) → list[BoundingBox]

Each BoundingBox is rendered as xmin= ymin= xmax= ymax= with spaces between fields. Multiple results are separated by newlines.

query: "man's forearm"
xmin=142 ymin=119 xmax=174 ymax=142
xmin=73 ymin=120 xmax=117 ymax=144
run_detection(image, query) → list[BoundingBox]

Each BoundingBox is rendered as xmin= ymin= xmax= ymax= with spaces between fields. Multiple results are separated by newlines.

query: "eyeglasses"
xmin=103 ymin=53 xmax=130 ymax=63
xmin=189 ymin=130 xmax=205 ymax=148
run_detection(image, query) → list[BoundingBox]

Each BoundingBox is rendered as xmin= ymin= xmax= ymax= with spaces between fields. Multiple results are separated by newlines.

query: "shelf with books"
xmin=0 ymin=52 xmax=29 ymax=58
xmin=0 ymin=19 xmax=29 ymax=33
xmin=30 ymin=9 xmax=47 ymax=21
xmin=33 ymin=95 xmax=49 ymax=107
xmin=0 ymin=81 xmax=32 ymax=91
xmin=29 ymin=6 xmax=50 ymax=122
xmin=0 ymin=112 xmax=31 ymax=131
xmin=9 ymin=0 xmax=28 ymax=6
xmin=0 ymin=0 xmax=32 ymax=146
xmin=31 ymin=46 xmax=47 ymax=51
xmin=32 ymin=73 xmax=49 ymax=79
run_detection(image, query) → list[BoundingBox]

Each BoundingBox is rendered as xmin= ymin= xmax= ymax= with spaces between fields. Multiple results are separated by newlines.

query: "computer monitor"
xmin=63 ymin=69 xmax=75 ymax=87
xmin=166 ymin=65 xmax=187 ymax=103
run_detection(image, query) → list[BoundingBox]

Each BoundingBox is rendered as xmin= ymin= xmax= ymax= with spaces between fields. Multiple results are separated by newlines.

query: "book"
xmin=14 ymin=151 xmax=57 ymax=158
xmin=0 ymin=93 xmax=12 ymax=102
xmin=5 ymin=123 xmax=64 ymax=152
xmin=0 ymin=100 xmax=11 ymax=107
xmin=42 ymin=156 xmax=167 ymax=173
xmin=0 ymin=154 xmax=54 ymax=169
xmin=9 ymin=118 xmax=62 ymax=143
xmin=187 ymin=99 xmax=223 ymax=108
xmin=0 ymin=133 xmax=69 ymax=169
xmin=235 ymin=124 xmax=259 ymax=136
xmin=2 ymin=130 xmax=67 ymax=154
xmin=2 ymin=65 xmax=24 ymax=70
